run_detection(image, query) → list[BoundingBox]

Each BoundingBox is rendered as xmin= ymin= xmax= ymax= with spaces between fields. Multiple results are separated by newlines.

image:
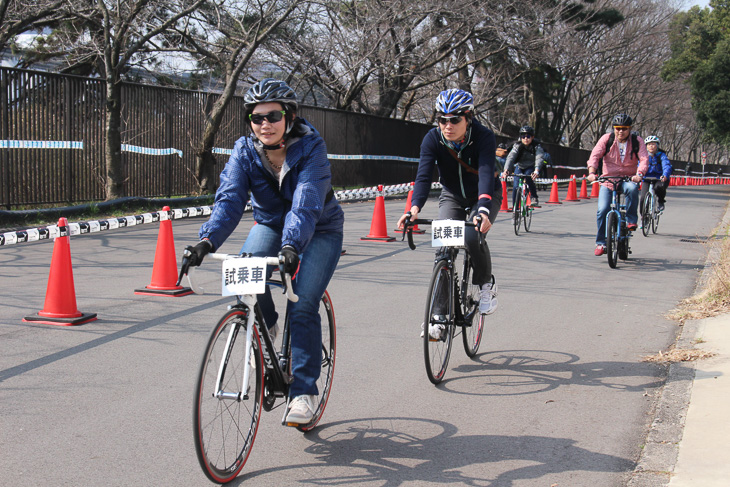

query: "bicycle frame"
xmin=599 ymin=176 xmax=633 ymax=268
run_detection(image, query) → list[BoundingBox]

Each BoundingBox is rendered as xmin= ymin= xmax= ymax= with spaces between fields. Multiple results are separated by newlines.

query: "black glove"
xmin=278 ymin=245 xmax=300 ymax=276
xmin=186 ymin=240 xmax=213 ymax=267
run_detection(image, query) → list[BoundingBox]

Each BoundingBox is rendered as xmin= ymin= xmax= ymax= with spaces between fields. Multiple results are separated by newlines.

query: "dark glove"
xmin=186 ymin=239 xmax=212 ymax=267
xmin=278 ymin=245 xmax=299 ymax=276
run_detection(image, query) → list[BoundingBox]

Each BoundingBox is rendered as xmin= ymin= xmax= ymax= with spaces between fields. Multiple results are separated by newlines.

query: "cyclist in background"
xmin=586 ymin=113 xmax=649 ymax=256
xmin=184 ymin=78 xmax=344 ymax=425
xmin=501 ymin=126 xmax=545 ymax=208
xmin=396 ymin=88 xmax=502 ymax=335
xmin=495 ymin=142 xmax=508 ymax=174
xmin=640 ymin=135 xmax=672 ymax=212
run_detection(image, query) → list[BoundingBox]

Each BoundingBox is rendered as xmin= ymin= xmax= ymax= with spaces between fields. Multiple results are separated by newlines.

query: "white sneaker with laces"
xmin=286 ymin=394 xmax=317 ymax=424
xmin=479 ymin=281 xmax=498 ymax=315
xmin=420 ymin=321 xmax=445 ymax=340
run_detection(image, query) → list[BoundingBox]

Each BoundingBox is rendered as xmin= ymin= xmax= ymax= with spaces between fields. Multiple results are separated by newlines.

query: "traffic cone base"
xmin=23 ymin=312 xmax=97 ymax=326
xmin=134 ymin=286 xmax=194 ymax=297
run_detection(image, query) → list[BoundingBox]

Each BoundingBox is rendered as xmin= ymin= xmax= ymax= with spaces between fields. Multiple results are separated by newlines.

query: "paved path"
xmin=0 ymin=184 xmax=728 ymax=486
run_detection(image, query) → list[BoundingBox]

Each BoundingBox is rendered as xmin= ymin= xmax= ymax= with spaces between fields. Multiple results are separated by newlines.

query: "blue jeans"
xmin=595 ymin=181 xmax=639 ymax=246
xmin=512 ymin=166 xmax=538 ymax=207
xmin=241 ymin=224 xmax=342 ymax=398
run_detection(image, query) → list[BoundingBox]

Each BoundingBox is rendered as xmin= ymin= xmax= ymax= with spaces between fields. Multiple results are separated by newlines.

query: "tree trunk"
xmin=104 ymin=81 xmax=125 ymax=200
xmin=195 ymin=82 xmax=237 ymax=194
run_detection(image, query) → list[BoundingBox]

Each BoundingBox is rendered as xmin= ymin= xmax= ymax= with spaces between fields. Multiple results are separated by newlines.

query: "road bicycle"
xmin=640 ymin=177 xmax=663 ymax=236
xmin=598 ymin=176 xmax=634 ymax=269
xmin=402 ymin=213 xmax=486 ymax=384
xmin=177 ymin=251 xmax=335 ymax=484
xmin=511 ymin=174 xmax=536 ymax=235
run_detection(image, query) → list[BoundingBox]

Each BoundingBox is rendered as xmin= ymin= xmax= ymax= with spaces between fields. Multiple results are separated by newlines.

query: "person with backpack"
xmin=586 ymin=113 xmax=649 ymax=256
xmin=640 ymin=135 xmax=672 ymax=212
xmin=501 ymin=125 xmax=545 ymax=208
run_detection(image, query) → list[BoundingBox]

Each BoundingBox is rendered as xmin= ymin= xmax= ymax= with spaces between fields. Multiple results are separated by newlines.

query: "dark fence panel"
xmin=1 ymin=67 xmax=704 ymax=209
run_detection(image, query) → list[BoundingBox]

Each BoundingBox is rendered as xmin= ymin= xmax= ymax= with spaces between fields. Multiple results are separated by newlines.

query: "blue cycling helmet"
xmin=435 ymin=89 xmax=474 ymax=114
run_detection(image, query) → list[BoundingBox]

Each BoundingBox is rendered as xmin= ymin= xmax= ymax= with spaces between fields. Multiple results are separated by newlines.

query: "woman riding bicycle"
xmin=185 ymin=78 xmax=344 ymax=425
xmin=501 ymin=125 xmax=545 ymax=208
xmin=396 ymin=88 xmax=501 ymax=321
xmin=586 ymin=113 xmax=649 ymax=256
xmin=640 ymin=135 xmax=672 ymax=213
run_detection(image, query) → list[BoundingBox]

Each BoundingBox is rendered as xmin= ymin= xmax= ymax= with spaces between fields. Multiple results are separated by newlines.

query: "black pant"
xmin=437 ymin=181 xmax=501 ymax=286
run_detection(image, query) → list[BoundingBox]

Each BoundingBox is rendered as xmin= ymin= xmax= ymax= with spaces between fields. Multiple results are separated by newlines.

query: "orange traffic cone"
xmin=579 ymin=177 xmax=588 ymax=199
xmin=590 ymin=180 xmax=600 ymax=197
xmin=500 ymin=178 xmax=512 ymax=212
xmin=395 ymin=182 xmax=425 ymax=234
xmin=135 ymin=206 xmax=193 ymax=296
xmin=24 ymin=218 xmax=98 ymax=326
xmin=564 ymin=175 xmax=579 ymax=201
xmin=361 ymin=185 xmax=395 ymax=241
xmin=546 ymin=176 xmax=562 ymax=204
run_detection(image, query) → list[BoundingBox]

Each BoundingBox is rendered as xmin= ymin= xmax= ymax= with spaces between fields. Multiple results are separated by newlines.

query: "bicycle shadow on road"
xmin=233 ymin=416 xmax=634 ymax=486
xmin=440 ymin=349 xmax=672 ymax=397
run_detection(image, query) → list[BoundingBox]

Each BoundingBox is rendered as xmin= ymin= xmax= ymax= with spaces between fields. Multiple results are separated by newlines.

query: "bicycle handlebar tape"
xmin=23 ymin=218 xmax=98 ymax=326
xmin=395 ymin=182 xmax=425 ymax=234
xmin=579 ymin=177 xmax=589 ymax=199
xmin=546 ymin=176 xmax=562 ymax=204
xmin=134 ymin=206 xmax=193 ymax=297
xmin=564 ymin=175 xmax=580 ymax=202
xmin=500 ymin=179 xmax=512 ymax=212
xmin=361 ymin=185 xmax=395 ymax=242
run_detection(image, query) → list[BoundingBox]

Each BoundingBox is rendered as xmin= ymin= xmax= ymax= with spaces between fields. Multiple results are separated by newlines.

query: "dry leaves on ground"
xmin=642 ymin=348 xmax=716 ymax=363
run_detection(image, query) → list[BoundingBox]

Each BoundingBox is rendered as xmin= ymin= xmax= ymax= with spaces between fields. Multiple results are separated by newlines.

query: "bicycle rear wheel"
xmin=193 ymin=308 xmax=263 ymax=484
xmin=424 ymin=259 xmax=454 ymax=384
xmin=524 ymin=205 xmax=532 ymax=232
xmin=606 ymin=212 xmax=619 ymax=269
xmin=513 ymin=196 xmax=521 ymax=236
xmin=641 ymin=192 xmax=652 ymax=237
xmin=458 ymin=251 xmax=484 ymax=358
xmin=296 ymin=290 xmax=336 ymax=432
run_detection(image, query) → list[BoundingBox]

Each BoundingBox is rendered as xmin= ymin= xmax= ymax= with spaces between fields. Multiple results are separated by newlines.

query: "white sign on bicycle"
xmin=221 ymin=257 xmax=268 ymax=296
xmin=431 ymin=220 xmax=465 ymax=247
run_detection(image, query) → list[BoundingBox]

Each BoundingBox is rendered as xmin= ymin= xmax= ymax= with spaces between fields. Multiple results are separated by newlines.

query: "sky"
xmin=687 ymin=0 xmax=711 ymax=8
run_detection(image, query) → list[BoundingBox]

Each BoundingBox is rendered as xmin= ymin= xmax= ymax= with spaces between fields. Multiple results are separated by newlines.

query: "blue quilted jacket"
xmin=199 ymin=118 xmax=344 ymax=253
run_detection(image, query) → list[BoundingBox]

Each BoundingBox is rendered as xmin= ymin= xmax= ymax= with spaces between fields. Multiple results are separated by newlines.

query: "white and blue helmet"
xmin=435 ymin=89 xmax=474 ymax=114
xmin=645 ymin=135 xmax=660 ymax=145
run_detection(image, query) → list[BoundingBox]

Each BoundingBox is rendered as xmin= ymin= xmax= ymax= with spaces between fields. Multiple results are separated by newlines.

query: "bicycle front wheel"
xmin=652 ymin=202 xmax=660 ymax=234
xmin=458 ymin=251 xmax=484 ymax=358
xmin=193 ymin=308 xmax=263 ymax=484
xmin=641 ymin=192 xmax=652 ymax=237
xmin=513 ymin=197 xmax=521 ymax=236
xmin=524 ymin=205 xmax=532 ymax=232
xmin=296 ymin=290 xmax=336 ymax=432
xmin=606 ymin=212 xmax=619 ymax=269
xmin=424 ymin=259 xmax=454 ymax=384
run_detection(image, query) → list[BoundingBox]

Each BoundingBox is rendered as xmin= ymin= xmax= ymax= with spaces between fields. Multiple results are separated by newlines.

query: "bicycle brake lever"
xmin=176 ymin=249 xmax=192 ymax=286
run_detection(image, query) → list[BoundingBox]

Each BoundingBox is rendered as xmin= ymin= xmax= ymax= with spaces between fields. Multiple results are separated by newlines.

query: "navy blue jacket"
xmin=199 ymin=118 xmax=344 ymax=253
xmin=411 ymin=118 xmax=497 ymax=214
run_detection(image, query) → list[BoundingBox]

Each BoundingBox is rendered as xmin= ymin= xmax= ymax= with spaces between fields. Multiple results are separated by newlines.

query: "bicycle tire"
xmin=193 ymin=308 xmax=263 ymax=484
xmin=459 ymin=251 xmax=483 ymax=358
xmin=296 ymin=290 xmax=336 ymax=432
xmin=424 ymin=259 xmax=454 ymax=384
xmin=652 ymin=203 xmax=660 ymax=234
xmin=606 ymin=211 xmax=619 ymax=268
xmin=641 ymin=192 xmax=652 ymax=237
xmin=513 ymin=195 xmax=521 ymax=236
xmin=524 ymin=205 xmax=532 ymax=232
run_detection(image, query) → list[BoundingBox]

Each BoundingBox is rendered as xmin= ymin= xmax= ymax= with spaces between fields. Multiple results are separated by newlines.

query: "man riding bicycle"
xmin=501 ymin=125 xmax=545 ymax=208
xmin=640 ymin=135 xmax=672 ymax=212
xmin=396 ymin=88 xmax=501 ymax=336
xmin=586 ymin=113 xmax=649 ymax=256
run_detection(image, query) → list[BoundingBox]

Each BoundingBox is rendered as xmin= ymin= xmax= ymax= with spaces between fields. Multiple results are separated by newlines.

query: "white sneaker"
xmin=420 ymin=322 xmax=445 ymax=340
xmin=286 ymin=394 xmax=317 ymax=424
xmin=479 ymin=280 xmax=498 ymax=315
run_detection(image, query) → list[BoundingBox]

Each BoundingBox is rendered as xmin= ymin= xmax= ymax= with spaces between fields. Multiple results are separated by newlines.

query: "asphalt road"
xmin=1 ymin=184 xmax=728 ymax=486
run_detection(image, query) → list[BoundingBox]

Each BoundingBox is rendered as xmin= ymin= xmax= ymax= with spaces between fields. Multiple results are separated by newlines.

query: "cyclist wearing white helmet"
xmin=397 ymin=88 xmax=502 ymax=327
xmin=186 ymin=78 xmax=344 ymax=425
xmin=586 ymin=113 xmax=649 ymax=256
xmin=640 ymin=135 xmax=672 ymax=212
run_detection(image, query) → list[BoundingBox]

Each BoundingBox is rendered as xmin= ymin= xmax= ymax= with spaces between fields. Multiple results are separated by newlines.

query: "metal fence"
xmin=0 ymin=66 xmax=706 ymax=210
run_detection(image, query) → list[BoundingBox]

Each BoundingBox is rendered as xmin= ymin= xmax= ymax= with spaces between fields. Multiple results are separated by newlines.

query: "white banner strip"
xmin=0 ymin=140 xmax=83 ymax=149
xmin=121 ymin=144 xmax=183 ymax=158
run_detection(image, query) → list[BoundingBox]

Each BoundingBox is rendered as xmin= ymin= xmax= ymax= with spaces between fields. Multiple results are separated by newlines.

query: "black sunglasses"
xmin=520 ymin=134 xmax=533 ymax=139
xmin=249 ymin=110 xmax=286 ymax=125
xmin=437 ymin=115 xmax=463 ymax=125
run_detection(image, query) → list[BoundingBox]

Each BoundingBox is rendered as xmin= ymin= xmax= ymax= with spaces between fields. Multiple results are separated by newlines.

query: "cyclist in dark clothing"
xmin=397 ymin=88 xmax=501 ymax=339
xmin=501 ymin=125 xmax=545 ymax=208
